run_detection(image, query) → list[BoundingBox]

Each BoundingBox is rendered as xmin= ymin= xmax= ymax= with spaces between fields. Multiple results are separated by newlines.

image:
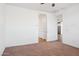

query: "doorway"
xmin=38 ymin=14 xmax=47 ymax=43
xmin=57 ymin=22 xmax=62 ymax=42
xmin=57 ymin=14 xmax=63 ymax=42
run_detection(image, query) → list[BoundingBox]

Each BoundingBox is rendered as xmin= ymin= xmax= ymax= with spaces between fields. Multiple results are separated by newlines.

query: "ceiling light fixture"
xmin=52 ymin=3 xmax=55 ymax=7
xmin=40 ymin=3 xmax=55 ymax=7
xmin=40 ymin=3 xmax=45 ymax=5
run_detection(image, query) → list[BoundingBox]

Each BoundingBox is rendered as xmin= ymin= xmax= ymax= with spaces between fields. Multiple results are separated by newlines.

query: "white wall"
xmin=5 ymin=5 xmax=38 ymax=47
xmin=62 ymin=4 xmax=79 ymax=48
xmin=0 ymin=4 xmax=5 ymax=55
xmin=5 ymin=5 xmax=57 ymax=47
xmin=47 ymin=14 xmax=57 ymax=41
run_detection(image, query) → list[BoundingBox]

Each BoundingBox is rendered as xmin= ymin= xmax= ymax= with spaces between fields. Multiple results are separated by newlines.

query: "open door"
xmin=38 ymin=14 xmax=47 ymax=43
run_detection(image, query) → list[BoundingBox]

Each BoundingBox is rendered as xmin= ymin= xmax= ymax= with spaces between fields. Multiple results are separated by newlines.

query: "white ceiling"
xmin=6 ymin=3 xmax=77 ymax=13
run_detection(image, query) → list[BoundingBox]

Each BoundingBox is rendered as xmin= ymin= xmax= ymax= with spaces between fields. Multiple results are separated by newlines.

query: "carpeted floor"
xmin=2 ymin=41 xmax=79 ymax=56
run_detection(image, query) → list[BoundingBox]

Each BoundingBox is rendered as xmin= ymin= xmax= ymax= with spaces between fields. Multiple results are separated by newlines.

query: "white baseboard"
xmin=63 ymin=41 xmax=79 ymax=48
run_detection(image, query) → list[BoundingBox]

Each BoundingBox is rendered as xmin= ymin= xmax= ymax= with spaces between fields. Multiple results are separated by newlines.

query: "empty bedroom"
xmin=0 ymin=3 xmax=79 ymax=56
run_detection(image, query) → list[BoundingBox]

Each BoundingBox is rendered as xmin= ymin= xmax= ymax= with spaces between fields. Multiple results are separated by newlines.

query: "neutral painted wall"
xmin=47 ymin=14 xmax=57 ymax=41
xmin=5 ymin=5 xmax=38 ymax=47
xmin=62 ymin=4 xmax=79 ymax=48
xmin=0 ymin=4 xmax=5 ymax=55
xmin=5 ymin=5 xmax=57 ymax=47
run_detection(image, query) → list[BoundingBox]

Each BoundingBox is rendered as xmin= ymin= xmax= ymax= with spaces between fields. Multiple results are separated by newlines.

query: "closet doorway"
xmin=38 ymin=14 xmax=47 ymax=43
